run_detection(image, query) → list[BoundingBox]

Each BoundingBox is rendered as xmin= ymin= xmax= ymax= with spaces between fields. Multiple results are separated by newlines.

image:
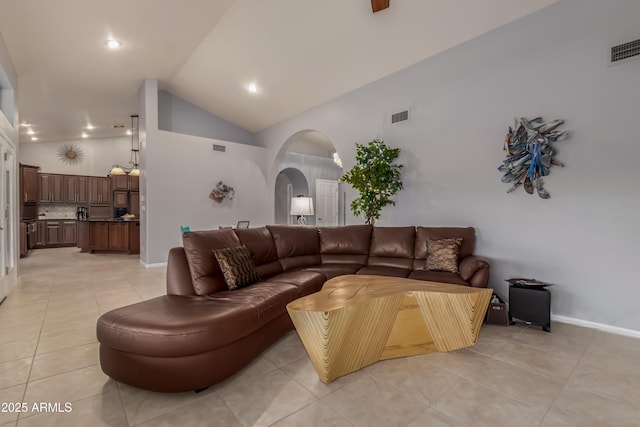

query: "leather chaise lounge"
xmin=97 ymin=225 xmax=490 ymax=392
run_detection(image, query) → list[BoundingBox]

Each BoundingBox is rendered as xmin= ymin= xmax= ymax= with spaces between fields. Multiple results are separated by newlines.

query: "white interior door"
xmin=315 ymin=179 xmax=338 ymax=226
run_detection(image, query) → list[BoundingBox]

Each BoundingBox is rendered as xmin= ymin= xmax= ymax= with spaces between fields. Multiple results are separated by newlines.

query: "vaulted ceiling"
xmin=0 ymin=0 xmax=558 ymax=143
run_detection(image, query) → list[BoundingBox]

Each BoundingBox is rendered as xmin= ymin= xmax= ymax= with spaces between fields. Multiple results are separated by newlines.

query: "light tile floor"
xmin=1 ymin=247 xmax=639 ymax=426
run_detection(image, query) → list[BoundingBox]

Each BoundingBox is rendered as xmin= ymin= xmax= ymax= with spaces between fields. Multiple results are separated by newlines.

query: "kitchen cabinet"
xmin=90 ymin=222 xmax=109 ymax=251
xmin=130 ymin=192 xmax=140 ymax=218
xmin=109 ymin=222 xmax=128 ymax=251
xmin=76 ymin=176 xmax=89 ymax=203
xmin=113 ymin=191 xmax=128 ymax=208
xmin=111 ymin=175 xmax=139 ymax=190
xmin=28 ymin=221 xmax=36 ymax=249
xmin=20 ymin=222 xmax=27 ymax=257
xmin=39 ymin=174 xmax=64 ymax=204
xmin=20 ymin=165 xmax=40 ymax=204
xmin=33 ymin=221 xmax=46 ymax=248
xmin=88 ymin=221 xmax=139 ymax=254
xmin=45 ymin=220 xmax=61 ymax=246
xmin=63 ymin=175 xmax=89 ymax=203
xmin=61 ymin=221 xmax=77 ymax=245
xmin=89 ymin=177 xmax=111 ymax=205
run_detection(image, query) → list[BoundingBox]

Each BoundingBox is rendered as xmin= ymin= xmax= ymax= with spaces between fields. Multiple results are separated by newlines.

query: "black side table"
xmin=507 ymin=279 xmax=552 ymax=332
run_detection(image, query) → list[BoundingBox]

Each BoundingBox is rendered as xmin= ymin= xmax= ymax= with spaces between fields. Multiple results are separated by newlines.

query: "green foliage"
xmin=340 ymin=139 xmax=403 ymax=225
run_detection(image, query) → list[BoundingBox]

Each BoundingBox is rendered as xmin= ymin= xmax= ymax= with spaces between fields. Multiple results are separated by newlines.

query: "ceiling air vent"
xmin=212 ymin=144 xmax=226 ymax=153
xmin=610 ymin=38 xmax=640 ymax=64
xmin=391 ymin=110 xmax=409 ymax=124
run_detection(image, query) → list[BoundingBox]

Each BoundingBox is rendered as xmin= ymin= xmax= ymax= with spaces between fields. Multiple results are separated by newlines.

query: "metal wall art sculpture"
xmin=209 ymin=181 xmax=235 ymax=203
xmin=499 ymin=117 xmax=569 ymax=199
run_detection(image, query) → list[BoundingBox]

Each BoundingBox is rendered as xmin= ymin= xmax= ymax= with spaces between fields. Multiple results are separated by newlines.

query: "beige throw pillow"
xmin=424 ymin=238 xmax=462 ymax=274
xmin=213 ymin=245 xmax=260 ymax=290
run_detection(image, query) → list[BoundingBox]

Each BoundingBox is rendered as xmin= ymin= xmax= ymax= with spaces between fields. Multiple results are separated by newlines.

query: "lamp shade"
xmin=109 ymin=165 xmax=126 ymax=175
xmin=128 ymin=166 xmax=140 ymax=176
xmin=290 ymin=197 xmax=314 ymax=216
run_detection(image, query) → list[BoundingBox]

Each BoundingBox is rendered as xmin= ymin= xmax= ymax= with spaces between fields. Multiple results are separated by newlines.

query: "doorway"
xmin=315 ymin=179 xmax=338 ymax=226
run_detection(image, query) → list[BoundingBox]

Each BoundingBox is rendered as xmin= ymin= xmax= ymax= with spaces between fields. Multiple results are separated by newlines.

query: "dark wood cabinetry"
xmin=20 ymin=165 xmax=39 ymax=204
xmin=39 ymin=174 xmax=64 ymax=203
xmin=85 ymin=220 xmax=139 ymax=254
xmin=20 ymin=222 xmax=27 ymax=257
xmin=130 ymin=192 xmax=140 ymax=218
xmin=90 ymin=221 xmax=110 ymax=251
xmin=89 ymin=177 xmax=111 ymax=205
xmin=34 ymin=221 xmax=46 ymax=248
xmin=111 ymin=175 xmax=139 ymax=191
xmin=61 ymin=221 xmax=77 ymax=245
xmin=45 ymin=221 xmax=61 ymax=245
xmin=63 ymin=175 xmax=90 ymax=203
xmin=113 ymin=191 xmax=128 ymax=208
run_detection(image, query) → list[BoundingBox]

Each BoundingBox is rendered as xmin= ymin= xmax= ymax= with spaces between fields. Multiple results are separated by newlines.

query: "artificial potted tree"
xmin=340 ymin=139 xmax=403 ymax=225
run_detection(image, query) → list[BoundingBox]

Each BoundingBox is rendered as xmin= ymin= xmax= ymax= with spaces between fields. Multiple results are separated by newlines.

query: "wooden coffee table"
xmin=286 ymin=275 xmax=492 ymax=383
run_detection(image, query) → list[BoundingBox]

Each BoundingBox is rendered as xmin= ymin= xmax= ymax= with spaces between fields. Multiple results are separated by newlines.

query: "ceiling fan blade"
xmin=371 ymin=0 xmax=390 ymax=13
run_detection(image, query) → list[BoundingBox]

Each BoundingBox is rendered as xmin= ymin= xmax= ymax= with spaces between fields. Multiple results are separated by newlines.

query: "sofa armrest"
xmin=459 ymin=255 xmax=490 ymax=288
xmin=166 ymin=247 xmax=197 ymax=296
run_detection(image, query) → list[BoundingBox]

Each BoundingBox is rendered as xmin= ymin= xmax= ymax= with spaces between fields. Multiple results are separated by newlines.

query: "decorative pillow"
xmin=424 ymin=238 xmax=463 ymax=274
xmin=213 ymin=245 xmax=260 ymax=290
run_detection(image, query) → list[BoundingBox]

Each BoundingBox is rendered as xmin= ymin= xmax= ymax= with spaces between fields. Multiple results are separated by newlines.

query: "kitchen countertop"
xmin=78 ymin=218 xmax=140 ymax=222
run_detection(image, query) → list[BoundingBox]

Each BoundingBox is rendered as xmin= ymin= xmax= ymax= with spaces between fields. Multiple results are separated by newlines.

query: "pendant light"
xmin=108 ymin=114 xmax=140 ymax=176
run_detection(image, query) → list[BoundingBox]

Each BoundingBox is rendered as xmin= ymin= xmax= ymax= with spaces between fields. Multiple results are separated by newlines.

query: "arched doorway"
xmin=273 ymin=130 xmax=344 ymax=226
xmin=274 ymin=168 xmax=308 ymax=225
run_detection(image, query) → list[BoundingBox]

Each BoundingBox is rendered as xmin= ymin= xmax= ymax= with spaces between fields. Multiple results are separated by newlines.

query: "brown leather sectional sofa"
xmin=97 ymin=225 xmax=490 ymax=392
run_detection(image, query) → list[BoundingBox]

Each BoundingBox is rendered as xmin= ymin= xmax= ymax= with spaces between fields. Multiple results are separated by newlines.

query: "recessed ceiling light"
xmin=86 ymin=123 xmax=95 ymax=130
xmin=31 ymin=137 xmax=38 ymax=141
xmin=105 ymin=39 xmax=122 ymax=49
xmin=246 ymin=82 xmax=258 ymax=94
xmin=20 ymin=122 xmax=32 ymax=127
xmin=27 ymin=128 xmax=34 ymax=135
xmin=126 ymin=129 xmax=132 ymax=135
xmin=81 ymin=132 xmax=89 ymax=138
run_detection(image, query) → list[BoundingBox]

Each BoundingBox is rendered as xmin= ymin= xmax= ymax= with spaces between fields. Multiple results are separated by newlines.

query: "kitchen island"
xmin=77 ymin=219 xmax=140 ymax=254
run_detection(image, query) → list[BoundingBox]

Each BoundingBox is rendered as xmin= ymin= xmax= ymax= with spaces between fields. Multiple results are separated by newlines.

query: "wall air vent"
xmin=212 ymin=144 xmax=226 ymax=152
xmin=391 ymin=110 xmax=409 ymax=124
xmin=610 ymin=38 xmax=640 ymax=64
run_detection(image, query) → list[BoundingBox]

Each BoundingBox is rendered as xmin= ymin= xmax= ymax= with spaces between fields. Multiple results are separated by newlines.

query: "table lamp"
xmin=290 ymin=196 xmax=314 ymax=225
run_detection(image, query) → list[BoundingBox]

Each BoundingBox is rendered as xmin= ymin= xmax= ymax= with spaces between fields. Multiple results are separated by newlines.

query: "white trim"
xmin=552 ymin=314 xmax=640 ymax=339
xmin=141 ymin=260 xmax=167 ymax=269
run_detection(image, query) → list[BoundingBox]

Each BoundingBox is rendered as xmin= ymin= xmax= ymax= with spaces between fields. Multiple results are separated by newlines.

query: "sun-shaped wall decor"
xmin=56 ymin=143 xmax=85 ymax=165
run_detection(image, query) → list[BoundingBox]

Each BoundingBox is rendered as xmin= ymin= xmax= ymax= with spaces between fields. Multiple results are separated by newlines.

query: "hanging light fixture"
xmin=109 ymin=114 xmax=140 ymax=176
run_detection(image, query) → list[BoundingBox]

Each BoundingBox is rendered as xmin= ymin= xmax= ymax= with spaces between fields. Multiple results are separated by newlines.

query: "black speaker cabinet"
xmin=509 ymin=285 xmax=551 ymax=332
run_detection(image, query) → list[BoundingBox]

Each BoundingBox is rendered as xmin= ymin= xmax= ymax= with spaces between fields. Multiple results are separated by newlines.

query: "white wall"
xmin=158 ymin=90 xmax=255 ymax=146
xmin=18 ymin=137 xmax=130 ymax=175
xmin=140 ymin=80 xmax=270 ymax=265
xmin=257 ymin=0 xmax=640 ymax=333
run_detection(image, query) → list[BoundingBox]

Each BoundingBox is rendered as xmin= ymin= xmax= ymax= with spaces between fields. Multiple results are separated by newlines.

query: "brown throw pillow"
xmin=213 ymin=245 xmax=260 ymax=290
xmin=424 ymin=238 xmax=462 ymax=274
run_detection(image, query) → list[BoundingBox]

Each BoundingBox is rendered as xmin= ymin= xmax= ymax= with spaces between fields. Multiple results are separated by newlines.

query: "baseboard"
xmin=140 ymin=260 xmax=167 ymax=269
xmin=552 ymin=314 xmax=640 ymax=339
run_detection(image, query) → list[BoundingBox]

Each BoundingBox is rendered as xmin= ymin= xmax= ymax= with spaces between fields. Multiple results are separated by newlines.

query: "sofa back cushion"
xmin=414 ymin=227 xmax=475 ymax=270
xmin=267 ymin=225 xmax=321 ymax=270
xmin=183 ymin=229 xmax=241 ymax=295
xmin=367 ymin=226 xmax=416 ymax=269
xmin=235 ymin=227 xmax=283 ymax=279
xmin=318 ymin=225 xmax=372 ymax=265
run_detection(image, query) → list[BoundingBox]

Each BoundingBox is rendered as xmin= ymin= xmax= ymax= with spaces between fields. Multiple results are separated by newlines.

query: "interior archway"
xmin=274 ymin=168 xmax=308 ymax=225
xmin=273 ymin=130 xmax=344 ymax=226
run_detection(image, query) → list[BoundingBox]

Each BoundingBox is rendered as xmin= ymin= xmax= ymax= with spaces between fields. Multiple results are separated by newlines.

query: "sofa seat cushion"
xmin=209 ymin=281 xmax=301 ymax=325
xmin=356 ymin=266 xmax=411 ymax=278
xmin=303 ymin=264 xmax=362 ymax=280
xmin=408 ymin=270 xmax=469 ymax=286
xmin=264 ymin=270 xmax=326 ymax=296
xmin=97 ymin=294 xmax=283 ymax=358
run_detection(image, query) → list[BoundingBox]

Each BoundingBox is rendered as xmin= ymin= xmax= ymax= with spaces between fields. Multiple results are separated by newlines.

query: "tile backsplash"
xmin=38 ymin=204 xmax=81 ymax=219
